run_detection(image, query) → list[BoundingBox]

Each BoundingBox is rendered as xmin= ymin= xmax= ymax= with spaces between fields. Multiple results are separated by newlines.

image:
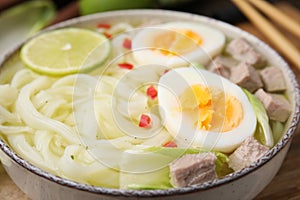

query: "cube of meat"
xmin=230 ymin=62 xmax=263 ymax=92
xmin=255 ymin=89 xmax=291 ymax=122
xmin=169 ymin=152 xmax=217 ymax=187
xmin=226 ymin=38 xmax=266 ymax=68
xmin=208 ymin=62 xmax=230 ymax=79
xmin=260 ymin=66 xmax=286 ymax=92
xmin=212 ymin=55 xmax=239 ymax=68
xmin=228 ymin=137 xmax=269 ymax=171
xmin=207 ymin=56 xmax=238 ymax=78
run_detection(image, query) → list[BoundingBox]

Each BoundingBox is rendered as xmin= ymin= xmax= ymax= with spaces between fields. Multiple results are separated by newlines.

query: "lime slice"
xmin=20 ymin=28 xmax=111 ymax=76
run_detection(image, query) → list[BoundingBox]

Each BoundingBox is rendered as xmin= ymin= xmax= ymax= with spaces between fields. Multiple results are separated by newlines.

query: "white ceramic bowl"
xmin=0 ymin=10 xmax=299 ymax=200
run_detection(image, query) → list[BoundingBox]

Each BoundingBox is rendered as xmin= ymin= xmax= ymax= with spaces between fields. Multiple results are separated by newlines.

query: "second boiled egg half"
xmin=157 ymin=68 xmax=257 ymax=153
xmin=132 ymin=21 xmax=225 ymax=67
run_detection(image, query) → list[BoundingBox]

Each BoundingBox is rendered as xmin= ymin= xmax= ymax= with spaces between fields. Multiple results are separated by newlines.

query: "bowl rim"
xmin=0 ymin=9 xmax=299 ymax=197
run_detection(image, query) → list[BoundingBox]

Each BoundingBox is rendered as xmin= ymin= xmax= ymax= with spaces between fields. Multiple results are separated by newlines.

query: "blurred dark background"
xmin=159 ymin=0 xmax=299 ymax=24
xmin=0 ymin=0 xmax=299 ymax=25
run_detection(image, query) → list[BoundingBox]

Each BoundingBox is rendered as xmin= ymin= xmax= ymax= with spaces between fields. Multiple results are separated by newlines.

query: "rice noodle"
xmin=0 ymin=22 xmax=175 ymax=189
xmin=15 ymin=77 xmax=80 ymax=144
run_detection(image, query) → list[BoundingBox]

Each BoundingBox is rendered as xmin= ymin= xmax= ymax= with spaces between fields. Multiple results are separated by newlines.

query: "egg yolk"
xmin=153 ymin=29 xmax=202 ymax=56
xmin=180 ymin=85 xmax=243 ymax=132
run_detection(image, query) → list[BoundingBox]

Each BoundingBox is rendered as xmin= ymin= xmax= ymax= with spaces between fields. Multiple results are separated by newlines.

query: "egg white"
xmin=132 ymin=21 xmax=225 ymax=68
xmin=157 ymin=67 xmax=257 ymax=153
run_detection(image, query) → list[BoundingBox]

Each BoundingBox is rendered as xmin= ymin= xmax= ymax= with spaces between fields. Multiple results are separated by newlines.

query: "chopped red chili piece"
xmin=163 ymin=69 xmax=169 ymax=74
xmin=123 ymin=38 xmax=132 ymax=49
xmin=163 ymin=141 xmax=177 ymax=148
xmin=97 ymin=23 xmax=111 ymax=29
xmin=118 ymin=63 xmax=134 ymax=70
xmin=147 ymin=85 xmax=157 ymax=99
xmin=139 ymin=114 xmax=151 ymax=128
xmin=103 ymin=32 xmax=112 ymax=39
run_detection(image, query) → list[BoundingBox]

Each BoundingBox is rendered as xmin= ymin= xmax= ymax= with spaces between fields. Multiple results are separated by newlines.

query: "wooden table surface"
xmin=0 ymin=1 xmax=299 ymax=200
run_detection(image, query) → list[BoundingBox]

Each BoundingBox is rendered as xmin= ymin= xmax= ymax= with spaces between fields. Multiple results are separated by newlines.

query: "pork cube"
xmin=255 ymin=89 xmax=291 ymax=122
xmin=169 ymin=152 xmax=217 ymax=187
xmin=226 ymin=38 xmax=266 ymax=68
xmin=208 ymin=62 xmax=230 ymax=79
xmin=207 ymin=56 xmax=239 ymax=78
xmin=213 ymin=55 xmax=239 ymax=68
xmin=230 ymin=62 xmax=263 ymax=92
xmin=260 ymin=66 xmax=286 ymax=92
xmin=228 ymin=137 xmax=269 ymax=171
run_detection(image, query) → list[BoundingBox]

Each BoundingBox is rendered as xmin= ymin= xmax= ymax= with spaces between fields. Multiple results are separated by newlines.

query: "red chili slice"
xmin=97 ymin=23 xmax=111 ymax=29
xmin=103 ymin=32 xmax=112 ymax=39
xmin=147 ymin=85 xmax=157 ymax=99
xmin=163 ymin=69 xmax=169 ymax=74
xmin=139 ymin=114 xmax=151 ymax=128
xmin=163 ymin=141 xmax=177 ymax=148
xmin=118 ymin=63 xmax=134 ymax=70
xmin=122 ymin=38 xmax=132 ymax=49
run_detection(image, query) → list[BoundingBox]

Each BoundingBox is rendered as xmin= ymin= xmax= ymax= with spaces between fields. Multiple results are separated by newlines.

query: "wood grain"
xmin=0 ymin=1 xmax=299 ymax=200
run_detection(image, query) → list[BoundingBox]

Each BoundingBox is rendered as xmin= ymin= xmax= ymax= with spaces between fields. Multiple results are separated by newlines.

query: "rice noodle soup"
xmin=0 ymin=19 xmax=292 ymax=190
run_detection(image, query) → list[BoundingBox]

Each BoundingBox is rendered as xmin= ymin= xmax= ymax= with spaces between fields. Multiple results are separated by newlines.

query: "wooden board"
xmin=0 ymin=1 xmax=299 ymax=200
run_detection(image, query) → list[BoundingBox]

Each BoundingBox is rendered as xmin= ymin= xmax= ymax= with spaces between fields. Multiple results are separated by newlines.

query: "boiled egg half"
xmin=132 ymin=21 xmax=225 ymax=68
xmin=157 ymin=67 xmax=257 ymax=153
